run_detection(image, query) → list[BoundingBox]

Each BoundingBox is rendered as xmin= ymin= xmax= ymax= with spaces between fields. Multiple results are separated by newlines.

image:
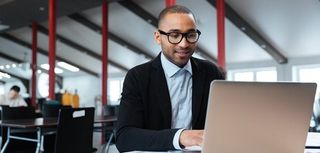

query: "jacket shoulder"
xmin=191 ymin=57 xmax=224 ymax=79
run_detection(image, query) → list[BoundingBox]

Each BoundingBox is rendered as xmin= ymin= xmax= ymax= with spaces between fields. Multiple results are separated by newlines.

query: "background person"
xmin=0 ymin=85 xmax=27 ymax=107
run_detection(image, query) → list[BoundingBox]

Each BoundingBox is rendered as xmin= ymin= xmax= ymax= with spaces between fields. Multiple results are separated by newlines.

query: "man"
xmin=0 ymin=85 xmax=28 ymax=107
xmin=116 ymin=5 xmax=224 ymax=152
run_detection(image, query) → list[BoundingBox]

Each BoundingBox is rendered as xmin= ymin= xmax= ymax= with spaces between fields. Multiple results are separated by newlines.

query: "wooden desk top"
xmin=0 ymin=116 xmax=117 ymax=129
xmin=0 ymin=118 xmax=57 ymax=128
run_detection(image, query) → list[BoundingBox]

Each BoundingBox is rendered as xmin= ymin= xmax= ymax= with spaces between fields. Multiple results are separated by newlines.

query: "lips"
xmin=175 ymin=50 xmax=190 ymax=58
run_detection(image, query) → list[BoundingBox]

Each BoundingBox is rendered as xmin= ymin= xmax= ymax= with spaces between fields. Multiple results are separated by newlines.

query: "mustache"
xmin=174 ymin=47 xmax=195 ymax=52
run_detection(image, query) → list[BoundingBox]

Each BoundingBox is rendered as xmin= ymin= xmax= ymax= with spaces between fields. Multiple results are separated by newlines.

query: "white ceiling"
xmin=227 ymin=0 xmax=320 ymax=58
xmin=0 ymin=0 xmax=320 ymax=82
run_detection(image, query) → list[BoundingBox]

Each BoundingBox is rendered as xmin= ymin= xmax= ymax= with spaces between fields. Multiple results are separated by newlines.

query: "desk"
xmin=0 ymin=116 xmax=117 ymax=153
xmin=125 ymin=151 xmax=200 ymax=153
xmin=125 ymin=149 xmax=320 ymax=153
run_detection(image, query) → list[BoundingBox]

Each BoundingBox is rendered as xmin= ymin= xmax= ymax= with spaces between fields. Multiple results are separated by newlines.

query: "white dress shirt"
xmin=0 ymin=94 xmax=27 ymax=107
xmin=160 ymin=52 xmax=193 ymax=149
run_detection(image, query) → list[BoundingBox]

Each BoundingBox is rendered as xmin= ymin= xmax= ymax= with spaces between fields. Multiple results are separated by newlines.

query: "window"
xmin=234 ymin=72 xmax=254 ymax=81
xmin=108 ymin=78 xmax=124 ymax=105
xmin=256 ymin=70 xmax=277 ymax=82
xmin=293 ymin=65 xmax=320 ymax=132
xmin=229 ymin=67 xmax=277 ymax=82
xmin=293 ymin=65 xmax=320 ymax=98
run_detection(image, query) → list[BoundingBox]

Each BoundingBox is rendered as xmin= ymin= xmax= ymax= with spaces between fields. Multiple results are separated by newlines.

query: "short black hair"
xmin=158 ymin=5 xmax=196 ymax=28
xmin=10 ymin=85 xmax=20 ymax=93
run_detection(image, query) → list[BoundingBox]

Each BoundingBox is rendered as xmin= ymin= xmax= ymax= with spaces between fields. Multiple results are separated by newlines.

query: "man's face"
xmin=8 ymin=90 xmax=18 ymax=99
xmin=154 ymin=13 xmax=198 ymax=67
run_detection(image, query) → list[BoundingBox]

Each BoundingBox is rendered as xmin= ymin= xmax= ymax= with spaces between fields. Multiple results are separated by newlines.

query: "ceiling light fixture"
xmin=39 ymin=7 xmax=45 ymax=11
xmin=12 ymin=64 xmax=16 ymax=68
xmin=40 ymin=64 xmax=64 ymax=74
xmin=57 ymin=62 xmax=80 ymax=72
xmin=0 ymin=66 xmax=4 ymax=69
xmin=0 ymin=24 xmax=10 ymax=31
xmin=5 ymin=64 xmax=10 ymax=69
xmin=0 ymin=72 xmax=11 ymax=78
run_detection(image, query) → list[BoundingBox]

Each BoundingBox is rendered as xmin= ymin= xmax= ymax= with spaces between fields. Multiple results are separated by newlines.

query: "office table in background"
xmin=0 ymin=116 xmax=117 ymax=153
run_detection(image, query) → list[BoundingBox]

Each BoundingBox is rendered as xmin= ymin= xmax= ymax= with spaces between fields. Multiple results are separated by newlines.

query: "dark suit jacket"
xmin=116 ymin=54 xmax=224 ymax=152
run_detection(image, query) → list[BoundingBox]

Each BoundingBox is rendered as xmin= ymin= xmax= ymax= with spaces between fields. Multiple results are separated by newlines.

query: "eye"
xmin=187 ymin=32 xmax=197 ymax=39
xmin=169 ymin=32 xmax=181 ymax=39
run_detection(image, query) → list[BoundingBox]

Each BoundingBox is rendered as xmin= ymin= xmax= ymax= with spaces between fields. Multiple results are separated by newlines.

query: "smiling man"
xmin=116 ymin=5 xmax=224 ymax=152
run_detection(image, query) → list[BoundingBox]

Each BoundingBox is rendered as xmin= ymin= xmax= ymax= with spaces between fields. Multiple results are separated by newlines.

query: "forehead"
xmin=9 ymin=90 xmax=18 ymax=93
xmin=159 ymin=13 xmax=196 ymax=31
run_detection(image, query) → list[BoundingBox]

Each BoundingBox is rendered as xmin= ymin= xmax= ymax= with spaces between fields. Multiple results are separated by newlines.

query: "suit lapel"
xmin=151 ymin=54 xmax=172 ymax=128
xmin=191 ymin=58 xmax=205 ymax=126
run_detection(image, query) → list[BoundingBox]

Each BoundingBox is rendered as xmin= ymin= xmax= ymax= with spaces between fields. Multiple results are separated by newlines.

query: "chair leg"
xmin=102 ymin=132 xmax=114 ymax=153
xmin=0 ymin=128 xmax=11 ymax=153
xmin=0 ymin=136 xmax=2 ymax=150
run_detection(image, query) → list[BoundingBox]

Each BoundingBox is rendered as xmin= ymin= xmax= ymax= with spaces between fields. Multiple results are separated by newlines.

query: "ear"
xmin=154 ymin=31 xmax=161 ymax=45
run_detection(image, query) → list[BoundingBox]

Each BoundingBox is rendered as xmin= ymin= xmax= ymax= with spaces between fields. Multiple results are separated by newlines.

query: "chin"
xmin=175 ymin=60 xmax=188 ymax=67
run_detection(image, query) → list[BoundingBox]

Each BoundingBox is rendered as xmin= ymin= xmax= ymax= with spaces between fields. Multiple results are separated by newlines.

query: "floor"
xmin=93 ymin=132 xmax=119 ymax=153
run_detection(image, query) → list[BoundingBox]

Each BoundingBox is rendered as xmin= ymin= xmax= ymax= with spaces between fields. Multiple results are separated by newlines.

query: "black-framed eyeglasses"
xmin=158 ymin=29 xmax=201 ymax=44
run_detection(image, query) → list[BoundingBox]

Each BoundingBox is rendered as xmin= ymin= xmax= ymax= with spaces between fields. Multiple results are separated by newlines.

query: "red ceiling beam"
xmin=166 ymin=0 xmax=176 ymax=7
xmin=31 ymin=21 xmax=37 ymax=107
xmin=217 ymin=0 xmax=226 ymax=69
xmin=102 ymin=1 xmax=108 ymax=106
xmin=48 ymin=0 xmax=56 ymax=100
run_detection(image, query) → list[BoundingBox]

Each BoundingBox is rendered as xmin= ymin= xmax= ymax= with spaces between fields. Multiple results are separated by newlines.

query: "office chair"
xmin=1 ymin=106 xmax=37 ymax=152
xmin=41 ymin=101 xmax=71 ymax=152
xmin=1 ymin=106 xmax=36 ymax=120
xmin=100 ymin=105 xmax=118 ymax=153
xmin=54 ymin=107 xmax=96 ymax=153
xmin=42 ymin=101 xmax=71 ymax=118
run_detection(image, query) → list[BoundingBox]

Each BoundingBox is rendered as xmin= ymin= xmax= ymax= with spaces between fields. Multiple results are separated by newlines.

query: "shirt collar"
xmin=161 ymin=52 xmax=192 ymax=78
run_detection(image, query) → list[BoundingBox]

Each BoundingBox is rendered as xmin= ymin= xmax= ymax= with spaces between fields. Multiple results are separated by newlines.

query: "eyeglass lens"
xmin=168 ymin=31 xmax=199 ymax=44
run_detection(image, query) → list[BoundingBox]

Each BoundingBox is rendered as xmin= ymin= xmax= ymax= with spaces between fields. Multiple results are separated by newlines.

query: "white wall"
xmin=63 ymin=75 xmax=101 ymax=107
xmin=63 ymin=72 xmax=126 ymax=108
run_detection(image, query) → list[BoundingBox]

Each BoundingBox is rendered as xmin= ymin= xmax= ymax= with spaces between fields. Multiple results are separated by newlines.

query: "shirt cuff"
xmin=173 ymin=129 xmax=185 ymax=150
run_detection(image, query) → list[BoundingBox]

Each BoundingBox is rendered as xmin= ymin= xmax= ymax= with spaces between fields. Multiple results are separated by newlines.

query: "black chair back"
xmin=1 ymin=106 xmax=36 ymax=120
xmin=42 ymin=103 xmax=71 ymax=118
xmin=55 ymin=107 xmax=95 ymax=153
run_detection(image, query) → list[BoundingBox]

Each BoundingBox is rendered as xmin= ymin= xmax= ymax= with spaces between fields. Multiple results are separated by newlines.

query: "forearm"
xmin=116 ymin=126 xmax=179 ymax=152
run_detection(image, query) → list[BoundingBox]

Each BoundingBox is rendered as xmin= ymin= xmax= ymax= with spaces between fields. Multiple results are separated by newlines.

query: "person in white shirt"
xmin=0 ymin=85 xmax=27 ymax=107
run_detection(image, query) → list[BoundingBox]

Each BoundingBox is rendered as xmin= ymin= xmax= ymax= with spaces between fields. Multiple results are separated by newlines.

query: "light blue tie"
xmin=170 ymin=68 xmax=192 ymax=129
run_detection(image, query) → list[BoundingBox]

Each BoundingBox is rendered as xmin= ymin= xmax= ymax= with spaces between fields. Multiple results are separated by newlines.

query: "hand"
xmin=179 ymin=130 xmax=204 ymax=148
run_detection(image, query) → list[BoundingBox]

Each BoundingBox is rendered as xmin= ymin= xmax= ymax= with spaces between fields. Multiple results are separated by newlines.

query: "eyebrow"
xmin=167 ymin=29 xmax=197 ymax=33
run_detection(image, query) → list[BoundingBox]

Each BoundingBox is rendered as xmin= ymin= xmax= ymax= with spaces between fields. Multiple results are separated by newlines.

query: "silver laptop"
xmin=201 ymin=81 xmax=317 ymax=153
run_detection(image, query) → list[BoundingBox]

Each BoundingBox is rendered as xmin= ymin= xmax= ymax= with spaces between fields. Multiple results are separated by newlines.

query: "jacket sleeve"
xmin=115 ymin=68 xmax=178 ymax=152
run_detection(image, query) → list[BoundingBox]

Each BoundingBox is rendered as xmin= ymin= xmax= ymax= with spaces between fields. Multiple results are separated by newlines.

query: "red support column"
xmin=101 ymin=1 xmax=108 ymax=145
xmin=217 ymin=0 xmax=226 ymax=69
xmin=166 ymin=0 xmax=176 ymax=7
xmin=31 ymin=22 xmax=37 ymax=107
xmin=48 ymin=0 xmax=56 ymax=100
xmin=102 ymin=1 xmax=108 ymax=106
